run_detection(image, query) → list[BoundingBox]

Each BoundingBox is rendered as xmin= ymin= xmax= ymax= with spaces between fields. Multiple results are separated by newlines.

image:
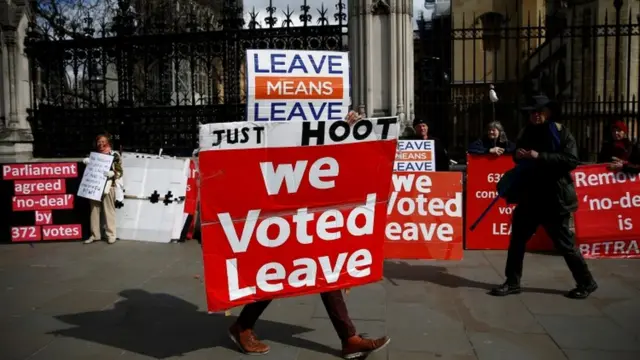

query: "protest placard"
xmin=572 ymin=164 xmax=640 ymax=258
xmin=465 ymin=154 xmax=553 ymax=251
xmin=198 ymin=118 xmax=398 ymax=312
xmin=384 ymin=172 xmax=463 ymax=260
xmin=77 ymin=152 xmax=114 ymax=202
xmin=394 ymin=140 xmax=436 ymax=172
xmin=2 ymin=161 xmax=88 ymax=242
xmin=199 ymin=116 xmax=398 ymax=150
xmin=246 ymin=49 xmax=350 ymax=122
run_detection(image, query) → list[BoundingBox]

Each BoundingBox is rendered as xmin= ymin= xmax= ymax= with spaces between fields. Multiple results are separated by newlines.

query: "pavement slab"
xmin=0 ymin=241 xmax=639 ymax=359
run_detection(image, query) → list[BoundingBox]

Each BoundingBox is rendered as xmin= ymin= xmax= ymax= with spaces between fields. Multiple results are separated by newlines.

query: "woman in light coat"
xmin=83 ymin=133 xmax=123 ymax=244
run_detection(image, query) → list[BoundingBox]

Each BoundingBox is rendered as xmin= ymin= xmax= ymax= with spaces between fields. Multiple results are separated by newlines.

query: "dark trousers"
xmin=505 ymin=206 xmax=594 ymax=286
xmin=236 ymin=290 xmax=356 ymax=341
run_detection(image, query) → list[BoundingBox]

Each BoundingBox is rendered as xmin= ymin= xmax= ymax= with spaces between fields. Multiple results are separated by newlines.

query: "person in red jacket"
xmin=600 ymin=120 xmax=640 ymax=174
xmin=598 ymin=120 xmax=633 ymax=163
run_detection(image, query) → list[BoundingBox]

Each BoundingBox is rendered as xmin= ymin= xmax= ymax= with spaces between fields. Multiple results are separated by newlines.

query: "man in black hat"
xmin=490 ymin=95 xmax=598 ymax=299
xmin=403 ymin=119 xmax=450 ymax=171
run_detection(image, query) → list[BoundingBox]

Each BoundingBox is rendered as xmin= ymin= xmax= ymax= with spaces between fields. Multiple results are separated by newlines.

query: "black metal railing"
xmin=26 ymin=1 xmax=640 ymax=162
xmin=415 ymin=2 xmax=640 ymax=162
xmin=25 ymin=0 xmax=347 ymax=157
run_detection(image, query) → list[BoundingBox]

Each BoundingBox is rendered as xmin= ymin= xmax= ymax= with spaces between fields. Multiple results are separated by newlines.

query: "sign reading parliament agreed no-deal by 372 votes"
xmin=197 ymin=117 xmax=398 ymax=312
xmin=246 ymin=49 xmax=350 ymax=122
xmin=1 ymin=162 xmax=87 ymax=243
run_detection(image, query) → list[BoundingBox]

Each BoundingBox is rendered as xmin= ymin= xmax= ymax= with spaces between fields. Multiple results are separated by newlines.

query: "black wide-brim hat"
xmin=413 ymin=119 xmax=432 ymax=127
xmin=521 ymin=95 xmax=551 ymax=112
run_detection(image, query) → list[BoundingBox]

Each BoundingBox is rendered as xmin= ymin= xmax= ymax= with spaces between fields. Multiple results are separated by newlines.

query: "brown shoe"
xmin=228 ymin=322 xmax=270 ymax=355
xmin=341 ymin=334 xmax=390 ymax=359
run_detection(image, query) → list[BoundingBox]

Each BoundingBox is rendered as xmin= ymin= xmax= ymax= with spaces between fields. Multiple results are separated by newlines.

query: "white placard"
xmin=198 ymin=117 xmax=399 ymax=151
xmin=394 ymin=140 xmax=436 ymax=172
xmin=246 ymin=49 xmax=351 ymax=122
xmin=116 ymin=154 xmax=190 ymax=243
xmin=77 ymin=152 xmax=114 ymax=201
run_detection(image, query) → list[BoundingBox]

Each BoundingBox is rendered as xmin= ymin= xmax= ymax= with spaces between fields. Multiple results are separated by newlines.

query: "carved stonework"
xmin=371 ymin=0 xmax=391 ymax=15
xmin=349 ymin=0 xmax=411 ymax=16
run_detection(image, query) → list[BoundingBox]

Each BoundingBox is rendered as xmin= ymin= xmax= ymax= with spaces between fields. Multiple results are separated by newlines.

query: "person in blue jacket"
xmin=468 ymin=121 xmax=515 ymax=156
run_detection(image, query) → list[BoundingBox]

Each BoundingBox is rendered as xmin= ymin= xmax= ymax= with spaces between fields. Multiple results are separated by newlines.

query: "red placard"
xmin=385 ymin=172 xmax=463 ymax=260
xmin=2 ymin=161 xmax=85 ymax=243
xmin=199 ymin=138 xmax=395 ymax=312
xmin=183 ymin=159 xmax=198 ymax=240
xmin=184 ymin=160 xmax=198 ymax=215
xmin=465 ymin=154 xmax=553 ymax=251
xmin=572 ymin=164 xmax=640 ymax=258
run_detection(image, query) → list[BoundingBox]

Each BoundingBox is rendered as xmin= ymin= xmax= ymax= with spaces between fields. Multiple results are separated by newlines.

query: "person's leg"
xmin=320 ymin=290 xmax=356 ymax=340
xmin=229 ymin=300 xmax=272 ymax=355
xmin=491 ymin=205 xmax=540 ymax=296
xmin=102 ymin=187 xmax=117 ymax=244
xmin=236 ymin=300 xmax=272 ymax=330
xmin=85 ymin=200 xmax=102 ymax=244
xmin=320 ymin=290 xmax=390 ymax=359
xmin=542 ymin=213 xmax=597 ymax=299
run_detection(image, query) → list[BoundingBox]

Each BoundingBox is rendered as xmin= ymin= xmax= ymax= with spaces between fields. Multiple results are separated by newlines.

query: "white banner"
xmin=116 ymin=154 xmax=190 ymax=243
xmin=199 ymin=117 xmax=399 ymax=151
xmin=77 ymin=152 xmax=114 ymax=201
xmin=246 ymin=49 xmax=351 ymax=122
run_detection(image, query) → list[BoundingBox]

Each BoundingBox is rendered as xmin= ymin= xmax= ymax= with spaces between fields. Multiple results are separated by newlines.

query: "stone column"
xmin=0 ymin=0 xmax=34 ymax=162
xmin=348 ymin=0 xmax=414 ymax=132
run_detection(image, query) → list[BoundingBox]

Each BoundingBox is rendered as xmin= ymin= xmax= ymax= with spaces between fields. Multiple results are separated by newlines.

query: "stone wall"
xmin=349 ymin=0 xmax=415 ymax=132
xmin=0 ymin=0 xmax=33 ymax=163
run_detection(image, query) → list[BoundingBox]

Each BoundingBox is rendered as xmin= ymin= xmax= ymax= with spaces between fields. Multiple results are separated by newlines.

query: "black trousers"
xmin=236 ymin=290 xmax=356 ymax=341
xmin=505 ymin=206 xmax=594 ymax=286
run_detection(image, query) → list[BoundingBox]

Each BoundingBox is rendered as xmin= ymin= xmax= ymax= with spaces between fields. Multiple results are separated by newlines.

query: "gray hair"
xmin=486 ymin=121 xmax=508 ymax=143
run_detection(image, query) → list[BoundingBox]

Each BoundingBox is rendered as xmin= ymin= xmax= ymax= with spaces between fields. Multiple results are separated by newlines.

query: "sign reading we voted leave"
xmin=197 ymin=118 xmax=397 ymax=311
xmin=246 ymin=49 xmax=350 ymax=122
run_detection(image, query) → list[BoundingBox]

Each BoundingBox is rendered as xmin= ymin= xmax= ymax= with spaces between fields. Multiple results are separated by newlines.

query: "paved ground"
xmin=0 ymin=241 xmax=639 ymax=360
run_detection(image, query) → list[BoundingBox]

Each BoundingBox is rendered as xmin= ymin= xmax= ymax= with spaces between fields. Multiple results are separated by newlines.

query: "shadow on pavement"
xmin=48 ymin=289 xmax=339 ymax=359
xmin=383 ymin=261 xmax=567 ymax=295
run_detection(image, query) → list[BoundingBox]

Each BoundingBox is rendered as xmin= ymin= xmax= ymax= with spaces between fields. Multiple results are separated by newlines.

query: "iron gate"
xmin=25 ymin=0 xmax=348 ymax=157
xmin=415 ymin=2 xmax=640 ymax=162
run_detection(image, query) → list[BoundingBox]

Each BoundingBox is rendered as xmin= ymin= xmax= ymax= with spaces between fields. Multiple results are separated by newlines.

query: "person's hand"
xmin=489 ymin=147 xmax=498 ymax=154
xmin=517 ymin=149 xmax=539 ymax=159
xmin=495 ymin=147 xmax=505 ymax=155
xmin=82 ymin=157 xmax=90 ymax=165
xmin=608 ymin=158 xmax=626 ymax=171
xmin=104 ymin=170 xmax=115 ymax=178
xmin=608 ymin=162 xmax=624 ymax=170
xmin=345 ymin=110 xmax=363 ymax=125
